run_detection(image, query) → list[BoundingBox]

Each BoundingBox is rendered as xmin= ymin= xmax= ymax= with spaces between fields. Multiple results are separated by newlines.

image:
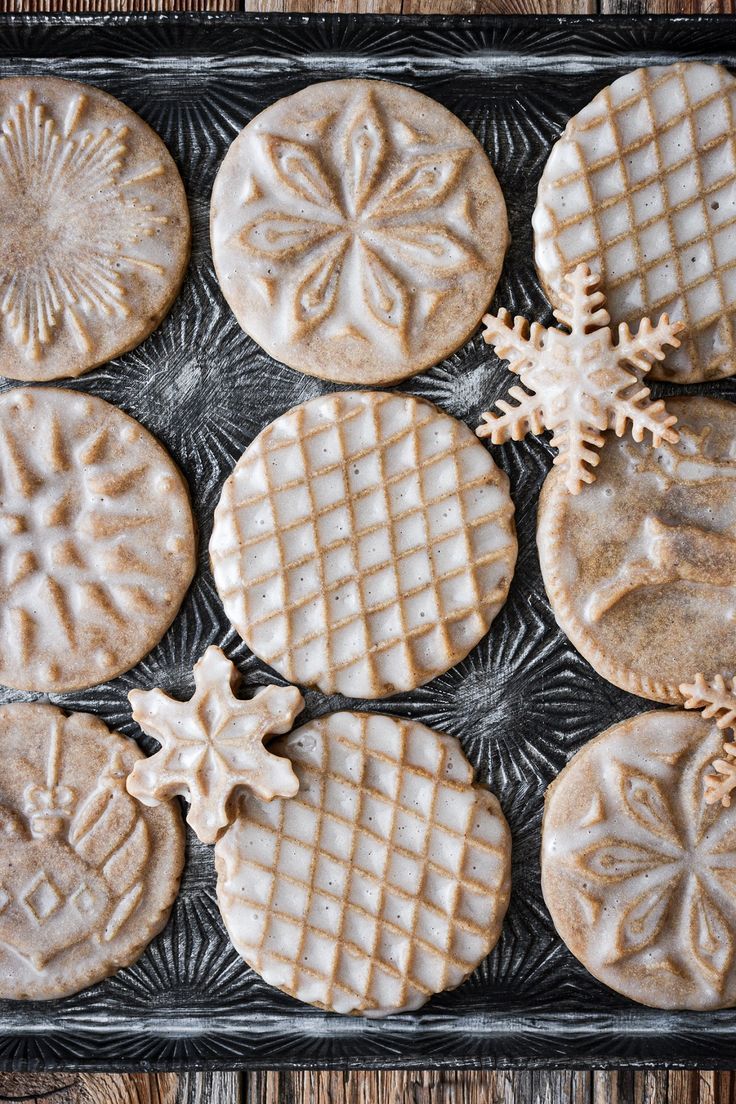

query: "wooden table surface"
xmin=0 ymin=0 xmax=732 ymax=1100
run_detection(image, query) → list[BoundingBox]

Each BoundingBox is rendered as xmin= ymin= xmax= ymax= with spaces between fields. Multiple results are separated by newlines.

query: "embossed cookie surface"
xmin=0 ymin=702 xmax=184 ymax=1000
xmin=533 ymin=62 xmax=736 ymax=383
xmin=537 ymin=396 xmax=736 ymax=704
xmin=0 ymin=76 xmax=190 ymax=381
xmin=210 ymin=79 xmax=508 ymax=385
xmin=215 ymin=712 xmax=511 ymax=1016
xmin=542 ymin=710 xmax=736 ymax=1010
xmin=210 ymin=391 xmax=517 ymax=698
xmin=0 ymin=387 xmax=196 ymax=693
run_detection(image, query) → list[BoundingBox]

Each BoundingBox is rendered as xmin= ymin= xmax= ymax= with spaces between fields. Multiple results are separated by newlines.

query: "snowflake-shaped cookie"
xmin=477 ymin=264 xmax=685 ymax=494
xmin=681 ymin=673 xmax=736 ymax=808
xmin=126 ymin=647 xmax=304 ymax=844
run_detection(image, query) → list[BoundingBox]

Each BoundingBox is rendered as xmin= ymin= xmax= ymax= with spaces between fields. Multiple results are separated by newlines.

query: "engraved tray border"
xmin=1 ymin=11 xmax=736 ymax=1071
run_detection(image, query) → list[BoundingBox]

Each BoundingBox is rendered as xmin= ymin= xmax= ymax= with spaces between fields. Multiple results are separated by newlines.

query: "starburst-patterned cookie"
xmin=477 ymin=264 xmax=684 ymax=495
xmin=127 ymin=647 xmax=304 ymax=844
xmin=681 ymin=673 xmax=736 ymax=808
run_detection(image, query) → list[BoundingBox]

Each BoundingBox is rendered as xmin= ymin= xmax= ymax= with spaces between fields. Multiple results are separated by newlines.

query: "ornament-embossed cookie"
xmin=210 ymin=79 xmax=508 ymax=385
xmin=0 ymin=76 xmax=190 ymax=382
xmin=533 ymin=62 xmax=736 ymax=384
xmin=215 ymin=712 xmax=511 ymax=1016
xmin=210 ymin=391 xmax=517 ymax=699
xmin=537 ymin=396 xmax=736 ymax=703
xmin=0 ymin=387 xmax=196 ymax=693
xmin=0 ymin=702 xmax=184 ymax=1001
xmin=542 ymin=710 xmax=736 ymax=1011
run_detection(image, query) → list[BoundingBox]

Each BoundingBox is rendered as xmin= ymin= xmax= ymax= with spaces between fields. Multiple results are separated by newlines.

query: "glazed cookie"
xmin=210 ymin=78 xmax=508 ymax=385
xmin=0 ymin=76 xmax=190 ymax=381
xmin=210 ymin=391 xmax=517 ymax=699
xmin=542 ymin=710 xmax=736 ymax=1011
xmin=215 ymin=712 xmax=511 ymax=1016
xmin=537 ymin=395 xmax=736 ymax=704
xmin=533 ymin=62 xmax=736 ymax=383
xmin=0 ymin=387 xmax=196 ymax=693
xmin=0 ymin=702 xmax=184 ymax=1001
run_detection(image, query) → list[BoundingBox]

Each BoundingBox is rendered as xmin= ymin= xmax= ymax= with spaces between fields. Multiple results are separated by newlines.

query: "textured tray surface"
xmin=2 ymin=11 xmax=736 ymax=1072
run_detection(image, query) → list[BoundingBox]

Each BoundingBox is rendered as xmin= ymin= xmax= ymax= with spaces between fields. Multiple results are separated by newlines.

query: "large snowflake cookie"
xmin=477 ymin=264 xmax=683 ymax=495
xmin=215 ymin=712 xmax=511 ymax=1016
xmin=542 ymin=709 xmax=736 ymax=1010
xmin=0 ymin=77 xmax=190 ymax=382
xmin=127 ymin=647 xmax=304 ymax=844
xmin=534 ymin=62 xmax=736 ymax=384
xmin=210 ymin=78 xmax=508 ymax=385
xmin=0 ymin=387 xmax=196 ymax=693
xmin=0 ymin=702 xmax=184 ymax=1000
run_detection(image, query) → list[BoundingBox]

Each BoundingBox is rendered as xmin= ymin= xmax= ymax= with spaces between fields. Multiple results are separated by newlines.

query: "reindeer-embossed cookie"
xmin=542 ymin=710 xmax=736 ymax=1010
xmin=0 ymin=702 xmax=184 ymax=1000
xmin=210 ymin=79 xmax=508 ymax=385
xmin=537 ymin=395 xmax=736 ymax=704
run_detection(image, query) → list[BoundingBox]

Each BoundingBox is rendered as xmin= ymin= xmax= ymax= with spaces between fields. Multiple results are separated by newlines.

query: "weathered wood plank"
xmin=401 ymin=0 xmax=594 ymax=14
xmin=0 ymin=1073 xmax=180 ymax=1104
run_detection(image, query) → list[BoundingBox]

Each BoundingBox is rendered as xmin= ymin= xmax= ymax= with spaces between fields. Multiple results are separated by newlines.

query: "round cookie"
xmin=210 ymin=391 xmax=517 ymax=699
xmin=542 ymin=710 xmax=736 ymax=1011
xmin=533 ymin=61 xmax=736 ymax=383
xmin=215 ymin=711 xmax=511 ymax=1016
xmin=210 ymin=78 xmax=508 ymax=385
xmin=0 ymin=701 xmax=184 ymax=1000
xmin=0 ymin=387 xmax=196 ymax=693
xmin=537 ymin=395 xmax=736 ymax=704
xmin=0 ymin=76 xmax=190 ymax=381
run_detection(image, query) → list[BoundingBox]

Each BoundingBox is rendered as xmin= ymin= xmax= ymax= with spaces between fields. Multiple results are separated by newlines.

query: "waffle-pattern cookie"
xmin=0 ymin=76 xmax=190 ymax=382
xmin=542 ymin=710 xmax=736 ymax=1010
xmin=0 ymin=387 xmax=196 ymax=693
xmin=210 ymin=79 xmax=508 ymax=385
xmin=215 ymin=712 xmax=511 ymax=1016
xmin=0 ymin=702 xmax=184 ymax=1000
xmin=210 ymin=392 xmax=517 ymax=699
xmin=534 ymin=62 xmax=736 ymax=383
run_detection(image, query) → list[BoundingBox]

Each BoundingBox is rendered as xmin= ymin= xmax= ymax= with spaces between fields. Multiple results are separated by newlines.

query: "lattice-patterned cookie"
xmin=215 ymin=712 xmax=511 ymax=1016
xmin=0 ymin=702 xmax=184 ymax=1000
xmin=534 ymin=62 xmax=736 ymax=383
xmin=210 ymin=392 xmax=517 ymax=699
xmin=542 ymin=710 xmax=736 ymax=1010
xmin=537 ymin=395 xmax=736 ymax=704
xmin=0 ymin=387 xmax=196 ymax=693
xmin=210 ymin=78 xmax=508 ymax=385
xmin=0 ymin=76 xmax=190 ymax=382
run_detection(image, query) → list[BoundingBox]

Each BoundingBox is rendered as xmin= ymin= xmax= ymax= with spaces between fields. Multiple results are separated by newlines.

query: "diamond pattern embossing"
xmin=22 ymin=872 xmax=62 ymax=924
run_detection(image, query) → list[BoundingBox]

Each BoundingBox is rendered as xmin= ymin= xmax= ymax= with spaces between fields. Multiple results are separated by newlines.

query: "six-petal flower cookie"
xmin=126 ymin=646 xmax=304 ymax=844
xmin=477 ymin=263 xmax=685 ymax=495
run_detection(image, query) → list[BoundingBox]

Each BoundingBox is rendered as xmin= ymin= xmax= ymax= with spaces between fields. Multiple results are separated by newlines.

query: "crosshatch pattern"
xmin=215 ymin=713 xmax=510 ymax=1015
xmin=5 ymin=12 xmax=736 ymax=1072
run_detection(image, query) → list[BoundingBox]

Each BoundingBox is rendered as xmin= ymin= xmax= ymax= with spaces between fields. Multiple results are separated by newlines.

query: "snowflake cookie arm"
xmin=481 ymin=308 xmax=546 ymax=376
xmin=705 ymin=755 xmax=736 ymax=808
xmin=609 ymin=386 xmax=679 ymax=447
xmin=615 ymin=316 xmax=686 ymax=376
xmin=681 ymin=673 xmax=736 ymax=809
xmin=552 ymin=263 xmax=610 ymax=333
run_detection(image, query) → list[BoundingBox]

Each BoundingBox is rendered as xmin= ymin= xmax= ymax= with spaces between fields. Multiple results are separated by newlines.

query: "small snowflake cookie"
xmin=0 ymin=77 xmax=190 ymax=382
xmin=537 ymin=395 xmax=736 ymax=704
xmin=681 ymin=674 xmax=736 ymax=809
xmin=542 ymin=709 xmax=736 ymax=1011
xmin=210 ymin=79 xmax=508 ymax=385
xmin=478 ymin=263 xmax=683 ymax=495
xmin=0 ymin=701 xmax=184 ymax=1000
xmin=127 ymin=646 xmax=304 ymax=844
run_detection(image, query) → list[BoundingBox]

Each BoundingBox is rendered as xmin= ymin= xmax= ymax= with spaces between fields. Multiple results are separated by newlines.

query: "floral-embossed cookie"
xmin=537 ymin=395 xmax=736 ymax=704
xmin=210 ymin=79 xmax=508 ymax=385
xmin=0 ymin=387 xmax=196 ymax=693
xmin=0 ymin=702 xmax=184 ymax=1000
xmin=542 ymin=710 xmax=736 ymax=1010
xmin=0 ymin=76 xmax=190 ymax=382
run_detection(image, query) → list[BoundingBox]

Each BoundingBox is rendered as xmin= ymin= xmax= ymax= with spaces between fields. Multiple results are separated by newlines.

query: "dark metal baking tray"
xmin=1 ymin=10 xmax=736 ymax=1072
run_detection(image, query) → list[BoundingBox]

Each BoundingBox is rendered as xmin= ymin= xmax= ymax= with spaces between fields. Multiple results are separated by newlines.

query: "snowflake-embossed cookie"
xmin=0 ymin=387 xmax=196 ymax=693
xmin=210 ymin=392 xmax=517 ymax=699
xmin=210 ymin=79 xmax=508 ymax=385
xmin=0 ymin=76 xmax=190 ymax=382
xmin=0 ymin=701 xmax=184 ymax=1000
xmin=215 ymin=712 xmax=511 ymax=1016
xmin=542 ymin=710 xmax=736 ymax=1010
xmin=533 ymin=62 xmax=736 ymax=384
xmin=537 ymin=395 xmax=736 ymax=704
